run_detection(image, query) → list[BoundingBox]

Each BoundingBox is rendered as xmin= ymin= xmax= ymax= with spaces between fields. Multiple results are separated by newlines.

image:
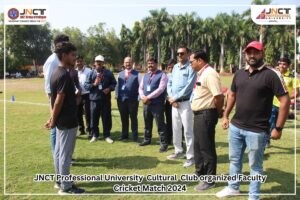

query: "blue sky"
xmin=2 ymin=0 xmax=299 ymax=35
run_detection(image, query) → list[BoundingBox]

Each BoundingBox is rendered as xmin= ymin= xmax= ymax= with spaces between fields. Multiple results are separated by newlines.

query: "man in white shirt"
xmin=43 ymin=34 xmax=69 ymax=155
xmin=76 ymin=55 xmax=92 ymax=137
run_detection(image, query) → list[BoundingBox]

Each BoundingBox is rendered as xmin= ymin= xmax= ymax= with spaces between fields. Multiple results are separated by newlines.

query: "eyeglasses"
xmin=190 ymin=59 xmax=197 ymax=64
xmin=177 ymin=52 xmax=185 ymax=56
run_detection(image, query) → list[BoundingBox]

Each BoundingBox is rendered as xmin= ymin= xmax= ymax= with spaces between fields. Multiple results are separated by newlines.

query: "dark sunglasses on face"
xmin=177 ymin=52 xmax=185 ymax=56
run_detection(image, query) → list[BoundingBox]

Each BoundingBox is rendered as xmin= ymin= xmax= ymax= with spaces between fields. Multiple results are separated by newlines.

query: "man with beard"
xmin=216 ymin=41 xmax=290 ymax=200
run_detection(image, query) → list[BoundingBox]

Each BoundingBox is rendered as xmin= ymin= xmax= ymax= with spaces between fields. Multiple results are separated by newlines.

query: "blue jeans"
xmin=50 ymin=128 xmax=56 ymax=155
xmin=265 ymin=106 xmax=279 ymax=145
xmin=228 ymin=124 xmax=265 ymax=200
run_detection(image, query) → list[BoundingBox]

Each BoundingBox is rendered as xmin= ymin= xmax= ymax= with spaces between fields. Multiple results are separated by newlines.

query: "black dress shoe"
xmin=118 ymin=136 xmax=128 ymax=141
xmin=194 ymin=182 xmax=215 ymax=191
xmin=80 ymin=131 xmax=86 ymax=135
xmin=159 ymin=146 xmax=168 ymax=153
xmin=133 ymin=133 xmax=138 ymax=143
xmin=133 ymin=137 xmax=139 ymax=143
xmin=139 ymin=141 xmax=151 ymax=146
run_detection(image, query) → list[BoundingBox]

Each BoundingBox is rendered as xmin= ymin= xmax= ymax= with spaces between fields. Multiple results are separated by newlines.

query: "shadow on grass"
xmin=74 ymin=156 xmax=161 ymax=169
xmin=261 ymin=168 xmax=295 ymax=194
xmin=234 ymin=168 xmax=295 ymax=196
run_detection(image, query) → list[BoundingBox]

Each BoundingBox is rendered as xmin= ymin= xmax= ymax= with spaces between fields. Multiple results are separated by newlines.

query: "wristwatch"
xmin=275 ymin=127 xmax=283 ymax=132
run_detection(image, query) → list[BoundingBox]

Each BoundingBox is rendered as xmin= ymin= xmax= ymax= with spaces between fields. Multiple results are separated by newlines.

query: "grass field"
xmin=0 ymin=76 xmax=299 ymax=200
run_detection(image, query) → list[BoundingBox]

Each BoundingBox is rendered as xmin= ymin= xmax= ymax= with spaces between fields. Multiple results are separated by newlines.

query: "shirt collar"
xmin=244 ymin=63 xmax=265 ymax=71
xmin=178 ymin=60 xmax=190 ymax=69
xmin=197 ymin=64 xmax=209 ymax=76
xmin=283 ymin=70 xmax=290 ymax=77
xmin=148 ymin=69 xmax=158 ymax=74
xmin=77 ymin=66 xmax=85 ymax=72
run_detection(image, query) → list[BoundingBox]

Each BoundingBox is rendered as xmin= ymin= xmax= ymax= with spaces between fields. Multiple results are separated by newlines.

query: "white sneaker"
xmin=216 ymin=187 xmax=240 ymax=198
xmin=90 ymin=136 xmax=97 ymax=143
xmin=54 ymin=182 xmax=60 ymax=189
xmin=183 ymin=159 xmax=195 ymax=168
xmin=167 ymin=152 xmax=185 ymax=160
xmin=105 ymin=137 xmax=114 ymax=144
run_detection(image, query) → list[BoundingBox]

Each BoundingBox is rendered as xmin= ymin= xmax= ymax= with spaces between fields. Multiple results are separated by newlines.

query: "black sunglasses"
xmin=177 ymin=52 xmax=185 ymax=56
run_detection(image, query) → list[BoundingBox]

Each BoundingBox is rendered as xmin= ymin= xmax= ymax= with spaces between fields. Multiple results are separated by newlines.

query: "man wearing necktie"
xmin=138 ymin=58 xmax=168 ymax=153
xmin=116 ymin=57 xmax=142 ymax=142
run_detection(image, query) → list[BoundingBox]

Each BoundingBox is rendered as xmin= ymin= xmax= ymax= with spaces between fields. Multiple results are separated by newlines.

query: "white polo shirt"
xmin=77 ymin=66 xmax=92 ymax=95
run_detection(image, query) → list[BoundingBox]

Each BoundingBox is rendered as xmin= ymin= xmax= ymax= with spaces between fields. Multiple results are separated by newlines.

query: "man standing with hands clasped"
xmin=116 ymin=57 xmax=142 ymax=142
xmin=45 ymin=42 xmax=84 ymax=194
xmin=167 ymin=46 xmax=196 ymax=168
xmin=189 ymin=50 xmax=224 ymax=191
xmin=216 ymin=41 xmax=290 ymax=200
xmin=139 ymin=58 xmax=168 ymax=153
xmin=84 ymin=55 xmax=116 ymax=144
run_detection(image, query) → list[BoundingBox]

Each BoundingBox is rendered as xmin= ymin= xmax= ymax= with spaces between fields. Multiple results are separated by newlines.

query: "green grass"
xmin=0 ymin=76 xmax=299 ymax=200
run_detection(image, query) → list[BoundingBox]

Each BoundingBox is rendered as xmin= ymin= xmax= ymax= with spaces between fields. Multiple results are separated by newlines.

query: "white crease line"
xmin=0 ymin=100 xmax=48 ymax=107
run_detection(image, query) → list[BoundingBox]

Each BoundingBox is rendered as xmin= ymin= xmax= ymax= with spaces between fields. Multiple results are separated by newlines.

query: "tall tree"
xmin=144 ymin=8 xmax=170 ymax=66
xmin=213 ymin=13 xmax=231 ymax=73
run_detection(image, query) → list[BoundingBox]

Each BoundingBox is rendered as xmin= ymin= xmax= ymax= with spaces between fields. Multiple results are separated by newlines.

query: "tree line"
xmin=0 ymin=2 xmax=299 ymax=74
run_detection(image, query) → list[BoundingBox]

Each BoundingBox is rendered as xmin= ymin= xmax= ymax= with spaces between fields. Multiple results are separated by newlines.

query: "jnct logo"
xmin=7 ymin=8 xmax=19 ymax=20
xmin=5 ymin=6 xmax=48 ymax=25
xmin=20 ymin=9 xmax=47 ymax=16
xmin=256 ymin=8 xmax=292 ymax=20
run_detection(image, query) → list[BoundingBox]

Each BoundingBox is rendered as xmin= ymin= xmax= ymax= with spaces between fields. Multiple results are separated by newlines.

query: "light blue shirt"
xmin=167 ymin=60 xmax=196 ymax=100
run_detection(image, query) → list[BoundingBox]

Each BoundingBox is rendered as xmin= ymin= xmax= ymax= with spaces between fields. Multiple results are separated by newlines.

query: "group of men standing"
xmin=43 ymin=34 xmax=294 ymax=200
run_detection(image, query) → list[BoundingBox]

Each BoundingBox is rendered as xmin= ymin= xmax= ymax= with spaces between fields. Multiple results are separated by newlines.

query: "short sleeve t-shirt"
xmin=50 ymin=66 xmax=78 ymax=130
xmin=273 ymin=70 xmax=300 ymax=107
xmin=230 ymin=65 xmax=288 ymax=132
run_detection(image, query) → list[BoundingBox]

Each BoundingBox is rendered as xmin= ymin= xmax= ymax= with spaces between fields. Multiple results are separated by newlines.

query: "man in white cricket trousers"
xmin=167 ymin=46 xmax=196 ymax=167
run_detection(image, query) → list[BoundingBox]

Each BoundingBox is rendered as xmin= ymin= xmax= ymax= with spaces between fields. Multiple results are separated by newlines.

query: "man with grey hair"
xmin=116 ymin=57 xmax=142 ymax=142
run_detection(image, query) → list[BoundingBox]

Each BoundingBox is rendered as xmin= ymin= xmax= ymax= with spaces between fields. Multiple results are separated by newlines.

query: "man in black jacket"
xmin=84 ymin=55 xmax=116 ymax=144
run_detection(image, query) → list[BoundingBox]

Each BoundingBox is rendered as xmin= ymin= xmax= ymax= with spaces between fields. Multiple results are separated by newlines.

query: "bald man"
xmin=116 ymin=57 xmax=142 ymax=142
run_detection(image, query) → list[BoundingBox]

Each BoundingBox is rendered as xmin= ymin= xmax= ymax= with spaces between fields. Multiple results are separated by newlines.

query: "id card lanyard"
xmin=122 ymin=70 xmax=132 ymax=90
xmin=147 ymin=71 xmax=156 ymax=92
xmin=97 ymin=68 xmax=106 ymax=90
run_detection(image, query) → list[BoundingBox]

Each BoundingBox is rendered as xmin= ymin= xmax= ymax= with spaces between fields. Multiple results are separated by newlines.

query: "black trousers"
xmin=193 ymin=109 xmax=218 ymax=177
xmin=165 ymin=100 xmax=173 ymax=144
xmin=77 ymin=93 xmax=91 ymax=133
xmin=143 ymin=103 xmax=168 ymax=147
xmin=90 ymin=98 xmax=112 ymax=138
xmin=117 ymin=99 xmax=139 ymax=139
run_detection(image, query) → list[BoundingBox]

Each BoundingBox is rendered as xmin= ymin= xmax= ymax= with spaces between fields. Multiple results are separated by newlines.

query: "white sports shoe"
xmin=183 ymin=159 xmax=195 ymax=168
xmin=216 ymin=187 xmax=240 ymax=198
xmin=90 ymin=136 xmax=98 ymax=143
xmin=105 ymin=137 xmax=114 ymax=144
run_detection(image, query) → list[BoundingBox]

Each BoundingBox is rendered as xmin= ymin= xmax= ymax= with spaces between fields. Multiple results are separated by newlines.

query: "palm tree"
xmin=213 ymin=13 xmax=231 ymax=73
xmin=120 ymin=24 xmax=133 ymax=58
xmin=144 ymin=8 xmax=170 ymax=66
xmin=164 ymin=15 xmax=177 ymax=59
xmin=272 ymin=26 xmax=294 ymax=57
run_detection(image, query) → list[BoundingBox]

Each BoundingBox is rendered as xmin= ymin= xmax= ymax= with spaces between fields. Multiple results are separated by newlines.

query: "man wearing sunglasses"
xmin=166 ymin=46 xmax=196 ymax=168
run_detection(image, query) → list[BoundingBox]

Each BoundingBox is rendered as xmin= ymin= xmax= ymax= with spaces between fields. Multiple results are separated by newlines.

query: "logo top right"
xmin=251 ymin=5 xmax=295 ymax=25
